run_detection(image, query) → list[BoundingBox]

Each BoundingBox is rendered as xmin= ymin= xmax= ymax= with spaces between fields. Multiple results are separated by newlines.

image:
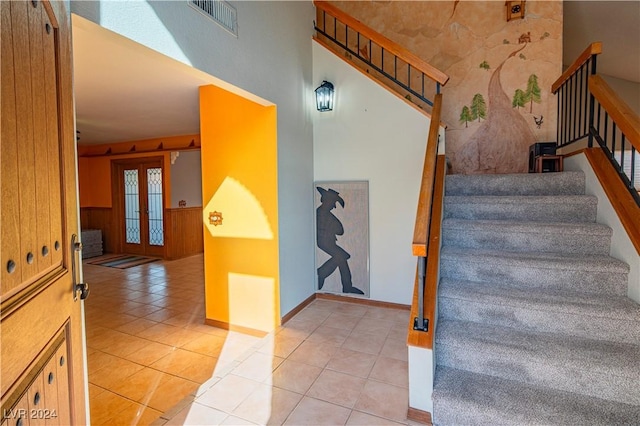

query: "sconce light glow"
xmin=315 ymin=80 xmax=334 ymax=112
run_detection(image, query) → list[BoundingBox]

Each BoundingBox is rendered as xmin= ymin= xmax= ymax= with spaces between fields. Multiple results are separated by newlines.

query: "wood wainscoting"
xmin=164 ymin=207 xmax=204 ymax=260
xmin=80 ymin=206 xmax=204 ymax=259
xmin=79 ymin=207 xmax=115 ymax=253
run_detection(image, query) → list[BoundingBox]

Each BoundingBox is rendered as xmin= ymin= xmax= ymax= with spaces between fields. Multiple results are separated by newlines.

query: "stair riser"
xmin=436 ymin=342 xmax=639 ymax=405
xmin=440 ymin=256 xmax=628 ymax=296
xmin=439 ymin=297 xmax=640 ymax=345
xmin=445 ymin=172 xmax=585 ymax=196
xmin=442 ymin=228 xmax=611 ymax=255
xmin=444 ymin=202 xmax=598 ymax=223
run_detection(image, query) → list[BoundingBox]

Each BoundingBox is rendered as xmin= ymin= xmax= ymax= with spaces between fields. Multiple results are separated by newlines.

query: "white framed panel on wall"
xmin=314 ymin=181 xmax=369 ymax=297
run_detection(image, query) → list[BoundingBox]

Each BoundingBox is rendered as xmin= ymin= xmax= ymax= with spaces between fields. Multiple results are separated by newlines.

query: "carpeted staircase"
xmin=432 ymin=171 xmax=640 ymax=425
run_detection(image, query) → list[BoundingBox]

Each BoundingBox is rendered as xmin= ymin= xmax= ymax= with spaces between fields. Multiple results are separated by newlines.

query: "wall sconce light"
xmin=315 ymin=81 xmax=334 ymax=112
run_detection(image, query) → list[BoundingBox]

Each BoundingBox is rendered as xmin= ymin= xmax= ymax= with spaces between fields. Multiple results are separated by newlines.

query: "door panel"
xmin=1 ymin=1 xmax=86 ymax=424
xmin=114 ymin=158 xmax=165 ymax=257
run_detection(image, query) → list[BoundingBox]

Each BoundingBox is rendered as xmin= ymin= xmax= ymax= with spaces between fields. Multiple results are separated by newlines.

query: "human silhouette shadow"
xmin=316 ymin=187 xmax=364 ymax=295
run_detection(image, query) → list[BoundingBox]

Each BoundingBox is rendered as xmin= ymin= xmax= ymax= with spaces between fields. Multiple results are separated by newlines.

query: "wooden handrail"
xmin=589 ymin=75 xmax=640 ymax=152
xmin=314 ymin=1 xmax=449 ymax=86
xmin=551 ymin=42 xmax=602 ymax=93
xmin=407 ymin=155 xmax=446 ymax=349
xmin=412 ymin=94 xmax=443 ymax=257
xmin=584 ymin=148 xmax=640 ymax=254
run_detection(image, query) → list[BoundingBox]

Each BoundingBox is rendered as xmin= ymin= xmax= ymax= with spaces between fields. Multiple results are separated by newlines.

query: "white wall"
xmin=170 ymin=150 xmax=202 ymax=208
xmin=601 ymin=74 xmax=640 ymax=116
xmin=312 ymin=40 xmax=432 ymax=304
xmin=564 ymin=154 xmax=640 ymax=302
xmin=71 ymin=1 xmax=316 ymax=316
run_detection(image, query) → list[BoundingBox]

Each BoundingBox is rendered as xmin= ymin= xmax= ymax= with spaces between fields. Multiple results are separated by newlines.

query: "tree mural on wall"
xmin=460 ymin=105 xmax=472 ymax=128
xmin=525 ymin=74 xmax=542 ymax=113
xmin=470 ymin=93 xmax=487 ymax=123
xmin=455 ymin=43 xmax=536 ymax=173
xmin=479 ymin=60 xmax=490 ymax=71
xmin=512 ymin=89 xmax=526 ymax=109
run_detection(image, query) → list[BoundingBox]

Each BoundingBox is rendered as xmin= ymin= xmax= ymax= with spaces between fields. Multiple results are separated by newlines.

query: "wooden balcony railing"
xmin=552 ymin=43 xmax=640 ymax=253
xmin=314 ymin=1 xmax=448 ymax=112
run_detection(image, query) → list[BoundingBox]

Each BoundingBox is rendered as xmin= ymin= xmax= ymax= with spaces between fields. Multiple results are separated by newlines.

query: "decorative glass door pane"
xmin=147 ymin=167 xmax=164 ymax=246
xmin=124 ymin=169 xmax=141 ymax=244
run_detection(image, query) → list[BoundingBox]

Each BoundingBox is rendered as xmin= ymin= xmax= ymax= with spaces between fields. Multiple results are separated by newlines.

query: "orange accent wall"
xmin=199 ymin=84 xmax=280 ymax=332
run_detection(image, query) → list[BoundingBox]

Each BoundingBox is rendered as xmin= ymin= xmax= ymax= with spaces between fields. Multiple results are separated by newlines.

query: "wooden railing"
xmin=552 ymin=43 xmax=640 ymax=253
xmin=314 ymin=1 xmax=448 ymax=111
xmin=407 ymin=94 xmax=445 ymax=348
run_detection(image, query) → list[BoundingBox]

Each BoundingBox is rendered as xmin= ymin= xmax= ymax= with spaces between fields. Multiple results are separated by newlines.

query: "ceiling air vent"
xmin=189 ymin=0 xmax=238 ymax=37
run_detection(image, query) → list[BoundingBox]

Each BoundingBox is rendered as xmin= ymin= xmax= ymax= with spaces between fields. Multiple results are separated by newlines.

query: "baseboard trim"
xmin=407 ymin=407 xmax=432 ymax=425
xmin=316 ymin=292 xmax=410 ymax=310
xmin=204 ymin=319 xmax=268 ymax=338
xmin=281 ymin=293 xmax=316 ymax=325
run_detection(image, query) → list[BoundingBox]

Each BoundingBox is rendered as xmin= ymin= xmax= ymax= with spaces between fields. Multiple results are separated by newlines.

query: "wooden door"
xmin=113 ymin=157 xmax=165 ymax=257
xmin=1 ymin=1 xmax=87 ymax=425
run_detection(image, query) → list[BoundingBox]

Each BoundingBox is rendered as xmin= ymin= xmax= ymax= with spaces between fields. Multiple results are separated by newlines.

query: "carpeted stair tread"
xmin=442 ymin=218 xmax=612 ymax=255
xmin=444 ymin=195 xmax=598 ymax=223
xmin=432 ymin=366 xmax=640 ymax=426
xmin=445 ymin=171 xmax=585 ymax=196
xmin=439 ymin=278 xmax=640 ymax=344
xmin=436 ymin=319 xmax=640 ymax=404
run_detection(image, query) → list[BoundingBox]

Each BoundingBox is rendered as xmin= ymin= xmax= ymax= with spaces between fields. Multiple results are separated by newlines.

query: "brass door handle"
xmin=70 ymin=234 xmax=90 ymax=301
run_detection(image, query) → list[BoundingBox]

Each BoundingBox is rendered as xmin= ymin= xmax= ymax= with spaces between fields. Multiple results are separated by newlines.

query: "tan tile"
xmin=97 ymin=312 xmax=139 ymax=329
xmin=146 ymin=375 xmax=199 ymax=412
xmin=153 ymin=328 xmax=206 ymax=348
xmin=354 ymin=380 xmax=408 ymax=423
xmin=100 ymin=402 xmax=162 ymax=426
xmin=289 ymin=306 xmax=333 ymax=323
xmin=271 ymin=359 xmax=322 ymax=394
xmin=150 ymin=349 xmax=214 ymax=378
xmin=380 ymin=337 xmax=409 ymax=362
xmin=258 ymin=334 xmax=303 ymax=359
xmin=288 ymin=340 xmax=338 ymax=368
xmin=88 ymin=383 xmax=105 ymax=400
xmin=164 ymin=402 xmax=227 ymax=425
xmin=277 ymin=318 xmax=320 ymax=340
xmin=231 ymin=351 xmax=284 ymax=382
xmin=232 ymin=383 xmax=302 ymax=425
xmin=100 ymin=333 xmax=155 ymax=358
xmin=388 ymin=322 xmax=409 ymax=342
xmin=352 ymin=317 xmax=393 ymax=337
xmin=87 ymin=350 xmax=120 ymax=375
xmin=127 ymin=304 xmax=164 ymax=318
xmin=122 ymin=340 xmax=175 ymax=365
xmin=136 ymin=322 xmax=181 ymax=341
xmin=306 ymin=325 xmax=351 ymax=346
xmin=115 ymin=317 xmax=160 ymax=335
xmin=307 ymin=369 xmax=366 ymax=409
xmin=196 ymin=374 xmax=261 ymax=413
xmin=174 ymin=355 xmax=219 ymax=383
xmin=322 ymin=312 xmax=361 ymax=330
xmin=332 ymin=303 xmax=368 ymax=317
xmin=369 ymin=357 xmax=409 ymax=388
xmin=89 ymin=389 xmax=137 ymax=425
xmin=221 ymin=415 xmax=258 ymax=425
xmin=144 ymin=308 xmax=182 ymax=322
xmin=89 ymin=359 xmax=145 ymax=390
xmin=363 ymin=307 xmax=410 ymax=323
xmin=341 ymin=331 xmax=387 ymax=355
xmin=326 ymin=347 xmax=377 ymax=378
xmin=283 ymin=396 xmax=351 ymax=425
xmin=181 ymin=333 xmax=227 ymax=356
xmin=109 ymin=367 xmax=172 ymax=402
xmin=347 ymin=410 xmax=405 ymax=425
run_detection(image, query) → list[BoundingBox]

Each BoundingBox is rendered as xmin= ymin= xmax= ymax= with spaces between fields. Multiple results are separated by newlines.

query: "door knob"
xmin=75 ymin=282 xmax=90 ymax=300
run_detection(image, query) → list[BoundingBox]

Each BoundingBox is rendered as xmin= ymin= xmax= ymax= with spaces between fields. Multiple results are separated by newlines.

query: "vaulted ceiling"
xmin=72 ymin=1 xmax=640 ymax=146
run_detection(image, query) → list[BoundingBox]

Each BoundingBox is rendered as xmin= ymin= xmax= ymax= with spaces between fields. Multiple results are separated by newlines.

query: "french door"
xmin=113 ymin=158 xmax=165 ymax=257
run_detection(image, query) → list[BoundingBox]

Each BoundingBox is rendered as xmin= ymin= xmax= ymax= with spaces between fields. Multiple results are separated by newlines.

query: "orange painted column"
xmin=199 ymin=85 xmax=280 ymax=332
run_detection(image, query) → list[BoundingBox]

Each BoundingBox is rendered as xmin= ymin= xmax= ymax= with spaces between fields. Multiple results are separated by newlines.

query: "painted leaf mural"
xmin=512 ymin=89 xmax=526 ymax=109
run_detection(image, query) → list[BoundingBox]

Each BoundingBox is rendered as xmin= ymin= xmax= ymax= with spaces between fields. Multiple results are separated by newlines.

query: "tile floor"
xmin=84 ymin=254 xmax=422 ymax=425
